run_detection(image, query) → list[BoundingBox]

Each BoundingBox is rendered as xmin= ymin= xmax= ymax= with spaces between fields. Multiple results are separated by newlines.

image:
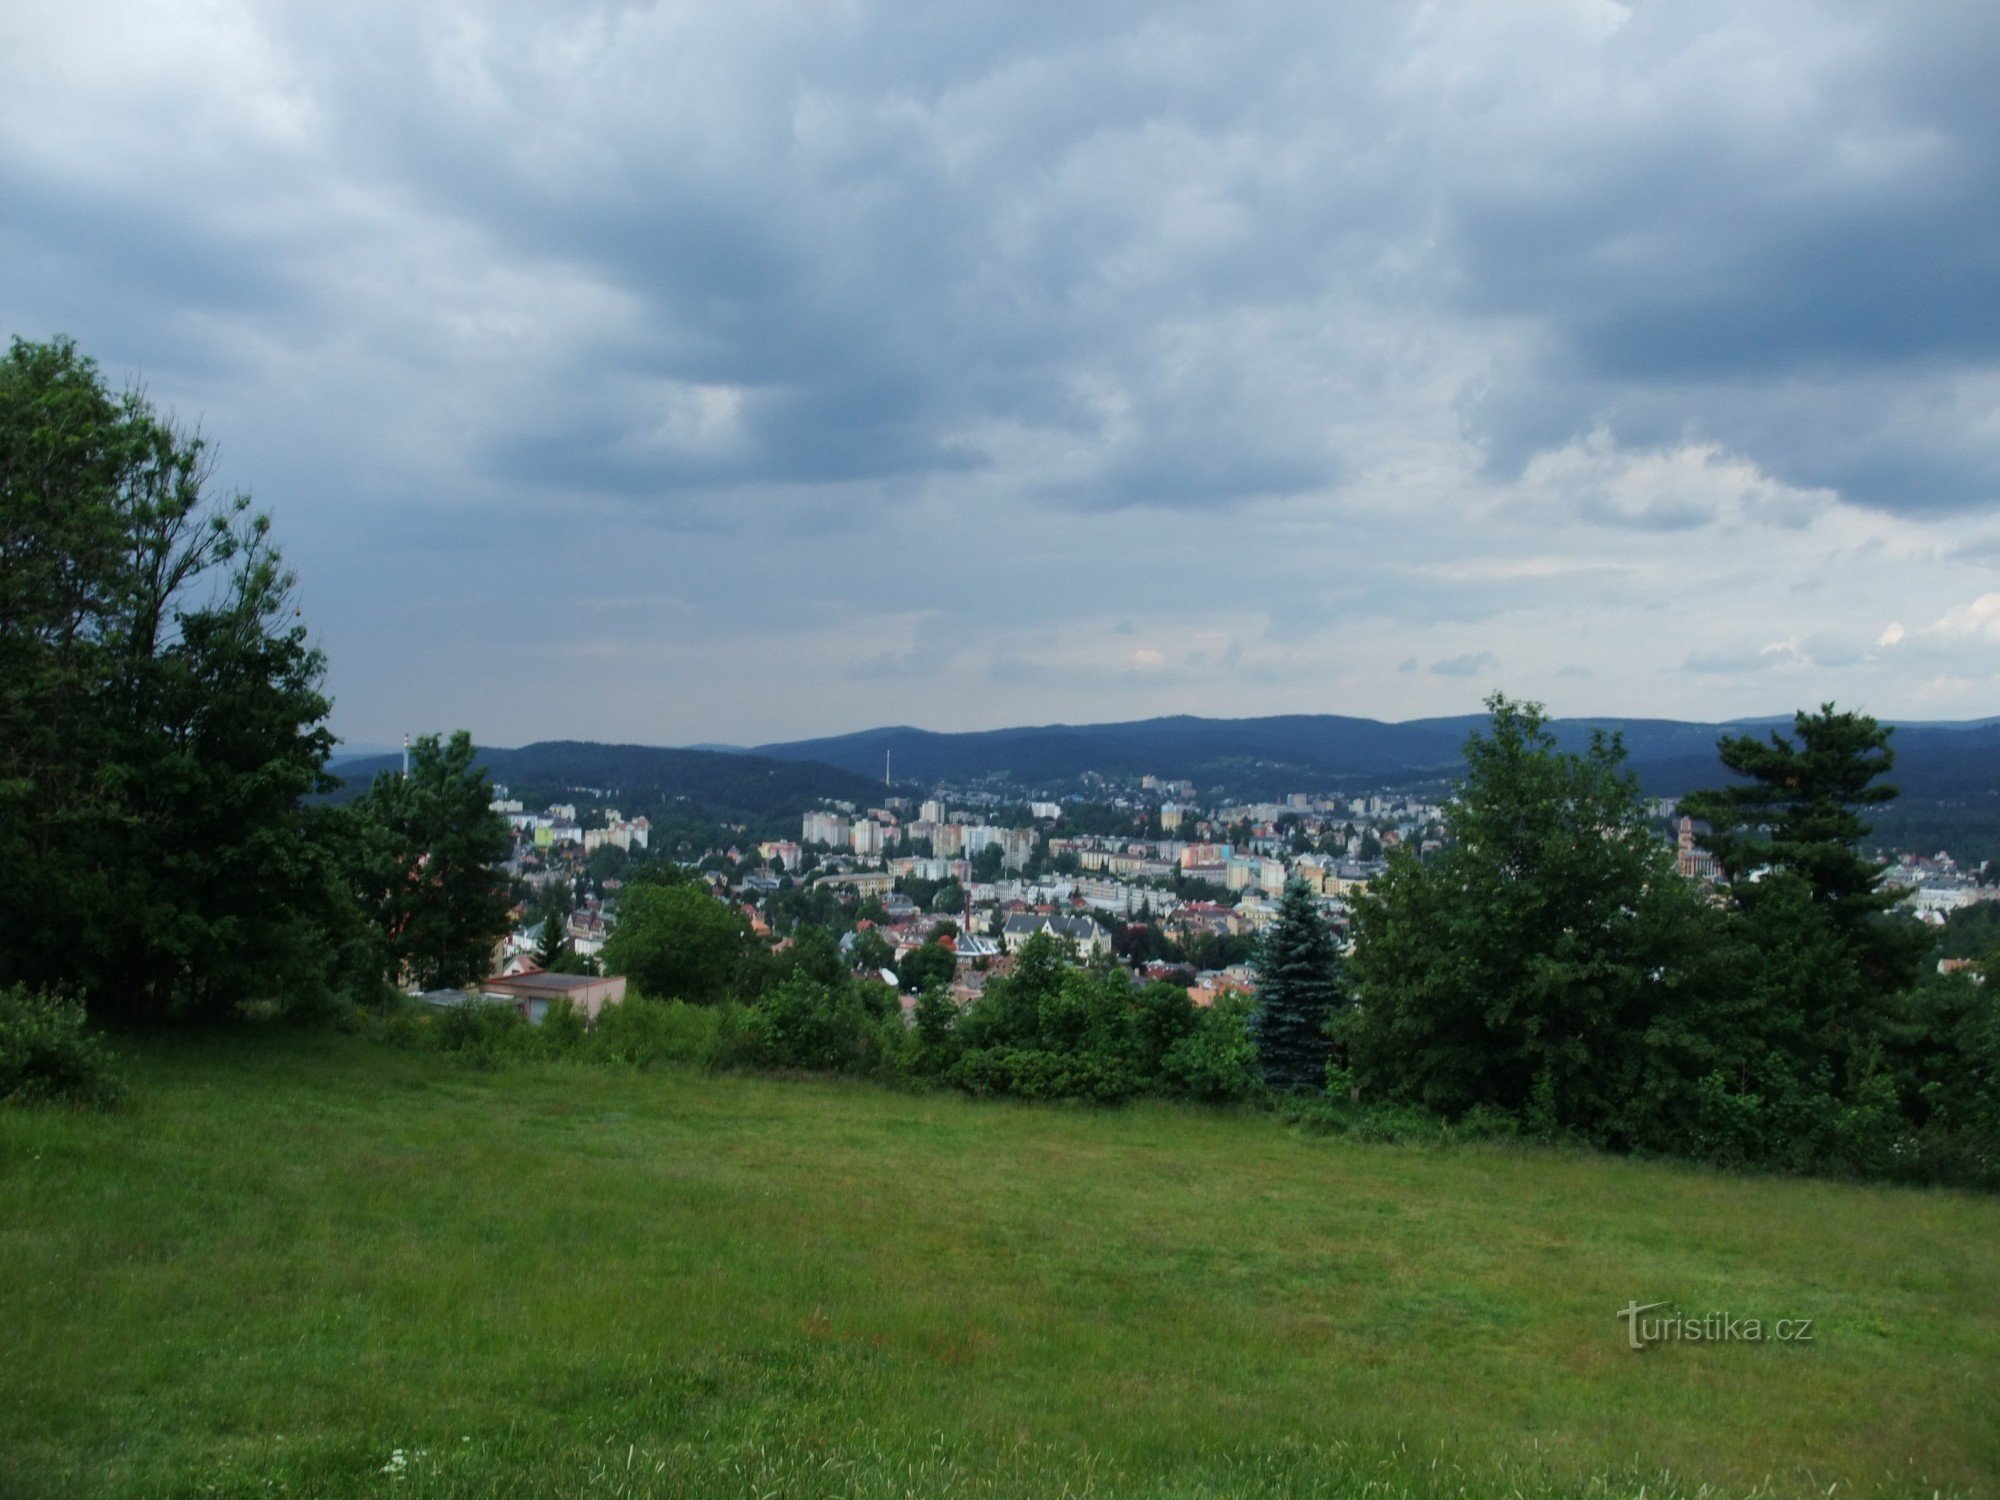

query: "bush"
xmin=1161 ymin=998 xmax=1260 ymax=1104
xmin=0 ymin=985 xmax=125 ymax=1107
xmin=426 ymin=1000 xmax=541 ymax=1068
xmin=749 ymin=974 xmax=879 ymax=1074
xmin=947 ymin=1046 xmax=1141 ymax=1104
xmin=585 ymin=997 xmax=728 ymax=1070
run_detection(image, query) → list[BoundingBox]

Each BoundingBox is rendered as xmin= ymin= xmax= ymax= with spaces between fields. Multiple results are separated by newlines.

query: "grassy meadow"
xmin=1 ymin=1029 xmax=1995 ymax=1498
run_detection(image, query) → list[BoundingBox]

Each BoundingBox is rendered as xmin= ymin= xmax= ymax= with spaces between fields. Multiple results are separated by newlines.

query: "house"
xmin=478 ymin=971 xmax=629 ymax=1024
xmin=1000 ymin=911 xmax=1110 ymax=958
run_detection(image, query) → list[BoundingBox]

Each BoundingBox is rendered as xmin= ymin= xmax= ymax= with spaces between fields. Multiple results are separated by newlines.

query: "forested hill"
xmin=322 ymin=741 xmax=884 ymax=823
xmin=754 ymin=712 xmax=2000 ymax=803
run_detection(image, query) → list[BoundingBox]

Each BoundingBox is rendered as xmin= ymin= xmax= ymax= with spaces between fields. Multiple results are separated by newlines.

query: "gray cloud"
xmin=1 ymin=1 xmax=1995 ymax=743
xmin=1431 ymin=652 xmax=1499 ymax=679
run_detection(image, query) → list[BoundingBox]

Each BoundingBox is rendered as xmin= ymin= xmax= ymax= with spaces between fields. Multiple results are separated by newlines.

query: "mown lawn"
xmin=1 ymin=1029 xmax=1995 ymax=1498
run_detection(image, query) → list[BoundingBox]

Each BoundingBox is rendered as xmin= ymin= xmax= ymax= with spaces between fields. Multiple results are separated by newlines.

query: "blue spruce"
xmin=1250 ymin=878 xmax=1347 ymax=1093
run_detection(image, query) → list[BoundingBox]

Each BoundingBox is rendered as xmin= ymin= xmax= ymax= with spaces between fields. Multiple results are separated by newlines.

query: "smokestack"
xmin=402 ymin=733 xmax=410 ymax=778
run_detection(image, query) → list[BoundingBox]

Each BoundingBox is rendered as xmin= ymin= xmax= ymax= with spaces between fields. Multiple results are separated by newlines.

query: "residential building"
xmin=1000 ymin=911 xmax=1111 ymax=958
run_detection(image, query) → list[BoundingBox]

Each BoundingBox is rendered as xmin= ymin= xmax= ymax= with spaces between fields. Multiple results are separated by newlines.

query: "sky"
xmin=4 ymin=1 xmax=1998 ymax=748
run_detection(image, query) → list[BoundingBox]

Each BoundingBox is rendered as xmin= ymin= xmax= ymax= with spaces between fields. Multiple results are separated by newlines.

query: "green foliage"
xmin=1161 ymin=994 xmax=1261 ymax=1104
xmin=848 ymin=927 xmax=896 ymax=975
xmin=348 ymin=732 xmax=514 ymax=993
xmin=1348 ymin=695 xmax=1725 ymax=1141
xmin=586 ymin=996 xmax=734 ymax=1070
xmin=948 ymin=1046 xmax=1141 ymax=1103
xmin=602 ymin=883 xmax=750 ymax=1003
xmin=0 ymin=984 xmax=125 ymax=1106
xmin=1249 ymin=878 xmax=1345 ymax=1093
xmin=749 ymin=973 xmax=883 ymax=1073
xmin=941 ymin=934 xmax=1256 ymax=1105
xmin=0 ymin=336 xmax=337 ymax=1021
xmin=1683 ymin=705 xmax=1928 ymax=993
xmin=912 ymin=981 xmax=959 ymax=1070
xmin=895 ymin=939 xmax=957 ymax=994
xmin=776 ymin=923 xmax=850 ymax=990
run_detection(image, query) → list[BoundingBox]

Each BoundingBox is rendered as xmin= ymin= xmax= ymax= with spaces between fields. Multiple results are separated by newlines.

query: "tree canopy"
xmin=602 ymin=884 xmax=750 ymax=1003
xmin=1346 ymin=695 xmax=1725 ymax=1137
xmin=0 ymin=336 xmax=336 ymax=1020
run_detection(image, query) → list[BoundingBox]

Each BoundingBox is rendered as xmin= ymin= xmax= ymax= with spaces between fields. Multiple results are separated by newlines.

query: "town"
xmin=480 ymin=769 xmax=1998 ymax=1022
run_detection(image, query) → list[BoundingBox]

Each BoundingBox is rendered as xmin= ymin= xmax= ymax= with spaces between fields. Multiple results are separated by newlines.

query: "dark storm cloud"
xmin=1445 ymin=3 xmax=2000 ymax=513
xmin=4 ymin=0 xmax=1996 ymax=741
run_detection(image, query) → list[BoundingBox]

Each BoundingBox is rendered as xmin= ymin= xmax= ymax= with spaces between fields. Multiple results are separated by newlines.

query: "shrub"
xmin=585 ymin=997 xmax=727 ymax=1070
xmin=749 ymin=974 xmax=877 ymax=1073
xmin=426 ymin=1000 xmax=538 ymax=1068
xmin=1161 ymin=998 xmax=1260 ymax=1104
xmin=947 ymin=1046 xmax=1140 ymax=1104
xmin=0 ymin=985 xmax=125 ymax=1107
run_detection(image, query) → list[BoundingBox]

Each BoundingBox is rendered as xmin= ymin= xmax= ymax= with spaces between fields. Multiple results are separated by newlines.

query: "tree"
xmin=1682 ymin=705 xmax=1926 ymax=992
xmin=602 ymin=883 xmax=749 ymax=1003
xmin=1346 ymin=695 xmax=1723 ymax=1136
xmin=0 ymin=336 xmax=337 ymax=1020
xmin=896 ymin=940 xmax=958 ymax=995
xmin=1249 ymin=878 xmax=1346 ymax=1093
xmin=350 ymin=732 xmax=513 ymax=992
xmin=848 ymin=927 xmax=896 ymax=975
xmin=533 ymin=909 xmax=571 ymax=971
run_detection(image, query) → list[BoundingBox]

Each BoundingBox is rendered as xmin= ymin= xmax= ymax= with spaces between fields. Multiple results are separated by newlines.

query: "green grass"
xmin=1 ymin=1031 xmax=1995 ymax=1498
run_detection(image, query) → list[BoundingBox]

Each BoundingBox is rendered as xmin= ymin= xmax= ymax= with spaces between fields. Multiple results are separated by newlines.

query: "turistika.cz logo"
xmin=1616 ymin=1301 xmax=1816 ymax=1351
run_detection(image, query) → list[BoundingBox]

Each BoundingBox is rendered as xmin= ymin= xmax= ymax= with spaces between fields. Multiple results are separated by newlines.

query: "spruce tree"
xmin=1250 ymin=877 xmax=1346 ymax=1093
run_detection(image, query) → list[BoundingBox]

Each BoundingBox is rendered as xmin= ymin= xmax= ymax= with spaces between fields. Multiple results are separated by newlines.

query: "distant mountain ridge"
xmin=752 ymin=711 xmax=2000 ymax=803
xmin=320 ymin=740 xmax=883 ymax=823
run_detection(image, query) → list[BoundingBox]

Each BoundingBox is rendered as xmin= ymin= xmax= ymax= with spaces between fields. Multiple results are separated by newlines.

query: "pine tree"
xmin=1250 ymin=877 xmax=1346 ymax=1093
xmin=1681 ymin=704 xmax=1925 ymax=991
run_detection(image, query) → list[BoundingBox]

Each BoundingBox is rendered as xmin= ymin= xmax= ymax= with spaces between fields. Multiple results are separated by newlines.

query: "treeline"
xmin=0 ymin=338 xmax=512 ymax=1032
xmin=1320 ymin=698 xmax=1998 ymax=1186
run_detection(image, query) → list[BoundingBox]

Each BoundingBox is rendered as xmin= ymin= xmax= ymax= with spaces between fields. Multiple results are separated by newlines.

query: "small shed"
xmin=478 ymin=971 xmax=629 ymax=1025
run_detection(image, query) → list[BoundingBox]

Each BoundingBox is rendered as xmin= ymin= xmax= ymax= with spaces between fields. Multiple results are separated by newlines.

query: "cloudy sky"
xmin=5 ymin=1 xmax=1997 ymax=747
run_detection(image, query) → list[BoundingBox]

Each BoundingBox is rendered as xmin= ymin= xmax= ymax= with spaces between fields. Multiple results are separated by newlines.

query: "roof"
xmin=481 ymin=972 xmax=611 ymax=995
xmin=1003 ymin=912 xmax=1104 ymax=940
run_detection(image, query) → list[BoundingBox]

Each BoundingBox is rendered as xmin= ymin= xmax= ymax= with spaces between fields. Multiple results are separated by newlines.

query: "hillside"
xmin=322 ymin=740 xmax=885 ymax=825
xmin=757 ymin=711 xmax=2000 ymax=809
xmin=756 ymin=708 xmax=2000 ymax=852
xmin=2 ymin=1031 xmax=1993 ymax=1497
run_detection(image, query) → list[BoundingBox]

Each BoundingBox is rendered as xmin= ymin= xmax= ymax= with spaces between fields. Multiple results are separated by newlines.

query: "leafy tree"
xmin=0 ymin=336 xmax=336 ymax=1020
xmin=602 ymin=883 xmax=749 ymax=1003
xmin=777 ymin=923 xmax=849 ymax=990
xmin=625 ymin=860 xmax=695 ymax=890
xmin=913 ymin=981 xmax=958 ymax=1059
xmin=897 ymin=940 xmax=958 ymax=995
xmin=1347 ymin=695 xmax=1723 ymax=1136
xmin=848 ymin=927 xmax=896 ymax=975
xmin=1249 ymin=878 xmax=1346 ymax=1093
xmin=350 ymin=732 xmax=513 ymax=992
